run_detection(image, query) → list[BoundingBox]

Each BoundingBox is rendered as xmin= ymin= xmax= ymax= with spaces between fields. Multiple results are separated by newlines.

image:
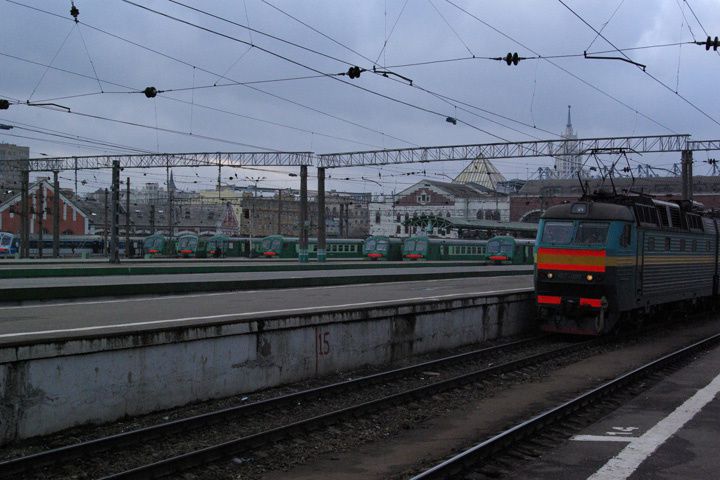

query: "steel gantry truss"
xmin=317 ymin=134 xmax=692 ymax=168
xmin=13 ymin=151 xmax=313 ymax=263
xmin=22 ymin=151 xmax=314 ymax=172
xmin=10 ymin=136 xmax=720 ymax=263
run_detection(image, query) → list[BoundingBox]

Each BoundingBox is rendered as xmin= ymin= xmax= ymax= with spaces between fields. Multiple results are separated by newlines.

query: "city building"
xmin=0 ymin=143 xmax=29 ymax=203
xmin=0 ymin=179 xmax=90 ymax=235
xmin=369 ymin=158 xmax=510 ymax=238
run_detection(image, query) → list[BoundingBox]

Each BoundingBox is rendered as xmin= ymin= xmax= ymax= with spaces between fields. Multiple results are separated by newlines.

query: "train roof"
xmin=542 ymin=201 xmax=634 ymax=222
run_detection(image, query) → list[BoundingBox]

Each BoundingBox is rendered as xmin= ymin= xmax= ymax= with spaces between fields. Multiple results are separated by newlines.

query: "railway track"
xmin=410 ymin=331 xmax=720 ymax=480
xmin=0 ymin=334 xmax=593 ymax=479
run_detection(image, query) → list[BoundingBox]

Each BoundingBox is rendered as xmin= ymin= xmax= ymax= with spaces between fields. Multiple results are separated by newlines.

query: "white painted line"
xmin=572 ymin=435 xmax=635 ymax=443
xmin=588 ymin=371 xmax=720 ymax=480
xmin=0 ymin=288 xmax=531 ymax=339
xmin=0 ymin=277 xmax=528 ymax=310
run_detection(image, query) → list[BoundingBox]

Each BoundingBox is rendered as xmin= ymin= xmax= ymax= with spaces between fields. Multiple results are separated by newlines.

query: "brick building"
xmin=0 ymin=179 xmax=90 ymax=235
xmin=510 ymin=176 xmax=720 ymax=222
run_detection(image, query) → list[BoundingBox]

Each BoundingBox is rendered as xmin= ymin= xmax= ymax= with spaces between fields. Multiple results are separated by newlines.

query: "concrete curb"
xmin=0 ymin=269 xmax=532 ymax=302
xmin=0 ymin=261 xmax=492 ymax=279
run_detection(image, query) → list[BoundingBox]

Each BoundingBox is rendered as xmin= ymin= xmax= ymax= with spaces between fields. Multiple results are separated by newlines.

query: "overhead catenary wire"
xmin=442 ymin=0 xmax=678 ymax=134
xmin=5 ymin=0 xmax=418 ymax=148
xmin=556 ymin=0 xmax=720 ymax=128
xmin=121 ymin=0 xmax=512 ymax=142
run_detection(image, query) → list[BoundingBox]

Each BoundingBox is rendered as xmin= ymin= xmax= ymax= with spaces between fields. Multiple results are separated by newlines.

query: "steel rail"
xmin=97 ymin=337 xmax=600 ymax=479
xmin=410 ymin=331 xmax=720 ymax=480
xmin=0 ymin=336 xmax=542 ymax=477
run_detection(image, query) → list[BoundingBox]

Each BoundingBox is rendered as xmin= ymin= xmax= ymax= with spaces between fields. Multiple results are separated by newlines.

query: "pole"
xmin=249 ymin=185 xmax=255 ymax=255
xmin=20 ymin=168 xmax=29 ymax=258
xmin=277 ymin=189 xmax=283 ymax=235
xmin=125 ymin=177 xmax=131 ymax=258
xmin=37 ymin=182 xmax=44 ymax=258
xmin=150 ymin=204 xmax=156 ymax=234
xmin=681 ymin=150 xmax=693 ymax=202
xmin=53 ymin=171 xmax=60 ymax=258
xmin=167 ymin=171 xmax=174 ymax=241
xmin=103 ymin=188 xmax=108 ymax=255
xmin=299 ymin=165 xmax=308 ymax=262
xmin=109 ymin=160 xmax=120 ymax=263
xmin=317 ymin=167 xmax=326 ymax=262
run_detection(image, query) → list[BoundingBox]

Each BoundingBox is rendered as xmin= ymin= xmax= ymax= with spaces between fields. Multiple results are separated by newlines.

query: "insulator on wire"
xmin=505 ymin=52 xmax=520 ymax=65
xmin=346 ymin=66 xmax=362 ymax=79
xmin=143 ymin=87 xmax=158 ymax=98
xmin=70 ymin=2 xmax=79 ymax=22
xmin=445 ymin=117 xmax=457 ymax=125
xmin=0 ymin=99 xmax=9 ymax=110
xmin=705 ymin=36 xmax=720 ymax=51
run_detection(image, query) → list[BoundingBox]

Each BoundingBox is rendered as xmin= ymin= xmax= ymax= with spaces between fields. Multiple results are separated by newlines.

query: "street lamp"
xmin=245 ymin=176 xmax=266 ymax=256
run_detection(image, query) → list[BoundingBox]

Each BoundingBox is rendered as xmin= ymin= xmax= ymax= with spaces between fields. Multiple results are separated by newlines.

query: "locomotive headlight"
xmin=586 ymin=274 xmax=594 ymax=282
xmin=546 ymin=272 xmax=554 ymax=279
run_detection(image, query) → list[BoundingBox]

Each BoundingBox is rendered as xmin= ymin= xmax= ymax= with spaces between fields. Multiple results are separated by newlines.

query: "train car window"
xmin=541 ymin=221 xmax=574 ymax=244
xmin=664 ymin=237 xmax=671 ymax=251
xmin=575 ymin=223 xmax=609 ymax=245
xmin=620 ymin=224 xmax=632 ymax=247
xmin=680 ymin=239 xmax=686 ymax=251
xmin=692 ymin=240 xmax=697 ymax=252
xmin=707 ymin=240 xmax=712 ymax=252
xmin=648 ymin=237 xmax=655 ymax=251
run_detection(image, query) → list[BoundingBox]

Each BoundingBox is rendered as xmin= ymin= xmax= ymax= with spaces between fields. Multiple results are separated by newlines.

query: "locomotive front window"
xmin=542 ymin=222 xmax=574 ymax=244
xmin=0 ymin=235 xmax=10 ymax=246
xmin=404 ymin=239 xmax=415 ymax=252
xmin=271 ymin=239 xmax=282 ymax=250
xmin=365 ymin=239 xmax=377 ymax=251
xmin=416 ymin=240 xmax=427 ymax=252
xmin=575 ymin=223 xmax=609 ymax=245
xmin=487 ymin=240 xmax=501 ymax=253
xmin=500 ymin=242 xmax=514 ymax=254
xmin=262 ymin=238 xmax=272 ymax=249
xmin=377 ymin=240 xmax=388 ymax=251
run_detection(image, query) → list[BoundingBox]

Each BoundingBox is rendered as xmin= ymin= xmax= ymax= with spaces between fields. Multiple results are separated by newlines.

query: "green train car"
xmin=257 ymin=235 xmax=365 ymax=259
xmin=362 ymin=235 xmax=403 ymax=260
xmin=402 ymin=236 xmax=487 ymax=261
xmin=142 ymin=234 xmax=176 ymax=257
xmin=176 ymin=234 xmax=208 ymax=258
xmin=486 ymin=236 xmax=535 ymax=265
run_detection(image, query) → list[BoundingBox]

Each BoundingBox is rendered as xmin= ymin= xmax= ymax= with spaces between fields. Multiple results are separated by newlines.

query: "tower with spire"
xmin=553 ymin=105 xmax=583 ymax=178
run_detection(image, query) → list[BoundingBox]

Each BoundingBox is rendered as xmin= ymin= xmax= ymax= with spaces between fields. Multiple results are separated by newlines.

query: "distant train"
xmin=535 ymin=192 xmax=720 ymax=335
xmin=0 ymin=232 xmax=19 ymax=257
xmin=402 ymin=236 xmax=487 ymax=261
xmin=486 ymin=236 xmax=535 ymax=265
xmin=257 ymin=235 xmax=365 ymax=259
xmin=0 ymin=232 xmax=143 ymax=257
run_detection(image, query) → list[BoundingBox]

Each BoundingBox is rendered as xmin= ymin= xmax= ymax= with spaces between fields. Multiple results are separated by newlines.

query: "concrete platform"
xmin=0 ymin=265 xmax=532 ymax=302
xmin=514 ymin=342 xmax=720 ymax=480
xmin=0 ymin=277 xmax=534 ymax=444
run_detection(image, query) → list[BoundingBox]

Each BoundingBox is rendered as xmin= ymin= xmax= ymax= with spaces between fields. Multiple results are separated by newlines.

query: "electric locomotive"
xmin=535 ymin=192 xmax=718 ymax=335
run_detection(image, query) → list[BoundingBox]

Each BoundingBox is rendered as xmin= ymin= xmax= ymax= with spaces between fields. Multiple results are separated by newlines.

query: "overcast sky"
xmin=1 ymin=0 xmax=719 ymax=195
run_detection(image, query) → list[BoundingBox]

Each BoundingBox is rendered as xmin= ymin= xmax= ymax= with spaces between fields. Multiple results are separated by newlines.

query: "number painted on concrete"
xmin=316 ymin=331 xmax=330 ymax=356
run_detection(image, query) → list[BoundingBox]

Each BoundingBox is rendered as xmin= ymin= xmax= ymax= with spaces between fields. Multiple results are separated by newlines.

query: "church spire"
xmin=563 ymin=105 xmax=575 ymax=138
xmin=168 ymin=170 xmax=176 ymax=192
xmin=566 ymin=104 xmax=572 ymax=129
